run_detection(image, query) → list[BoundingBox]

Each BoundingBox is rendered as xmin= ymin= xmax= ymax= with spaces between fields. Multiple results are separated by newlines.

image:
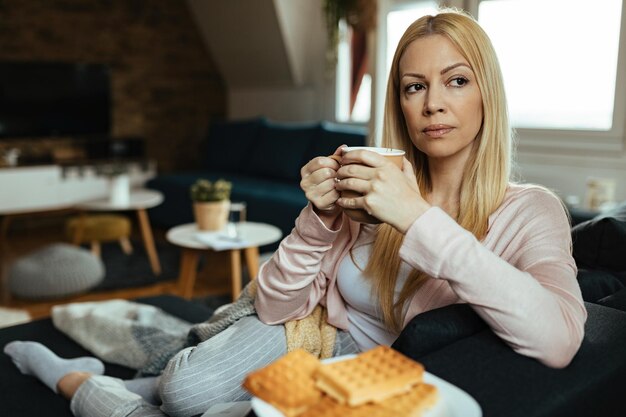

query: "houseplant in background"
xmin=323 ymin=0 xmax=377 ymax=67
xmin=190 ymin=178 xmax=232 ymax=231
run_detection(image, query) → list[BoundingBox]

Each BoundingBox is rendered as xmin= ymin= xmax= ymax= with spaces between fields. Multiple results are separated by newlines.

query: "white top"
xmin=336 ymin=226 xmax=410 ymax=351
xmin=75 ymin=189 xmax=164 ymax=211
xmin=166 ymin=222 xmax=282 ymax=251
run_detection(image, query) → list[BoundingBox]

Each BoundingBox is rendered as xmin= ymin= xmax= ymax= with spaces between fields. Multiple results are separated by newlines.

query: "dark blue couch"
xmin=147 ymin=118 xmax=367 ymax=242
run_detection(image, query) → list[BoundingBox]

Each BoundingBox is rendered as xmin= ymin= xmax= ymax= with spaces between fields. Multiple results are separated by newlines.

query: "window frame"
xmin=372 ymin=0 xmax=442 ymax=144
xmin=465 ymin=0 xmax=626 ymax=152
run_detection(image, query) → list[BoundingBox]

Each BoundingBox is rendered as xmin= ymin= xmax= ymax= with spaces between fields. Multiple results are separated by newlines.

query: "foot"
xmin=4 ymin=341 xmax=105 ymax=393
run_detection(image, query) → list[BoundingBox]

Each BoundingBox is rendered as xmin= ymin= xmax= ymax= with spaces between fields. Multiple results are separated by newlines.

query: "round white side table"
xmin=166 ymin=222 xmax=282 ymax=301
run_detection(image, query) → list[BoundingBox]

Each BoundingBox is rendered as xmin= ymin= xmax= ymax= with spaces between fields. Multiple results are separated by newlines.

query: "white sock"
xmin=4 ymin=341 xmax=105 ymax=393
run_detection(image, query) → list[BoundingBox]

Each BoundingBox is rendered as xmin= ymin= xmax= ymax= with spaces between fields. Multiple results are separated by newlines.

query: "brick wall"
xmin=0 ymin=0 xmax=226 ymax=172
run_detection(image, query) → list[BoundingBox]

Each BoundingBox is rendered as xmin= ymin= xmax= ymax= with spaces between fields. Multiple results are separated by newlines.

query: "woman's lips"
xmin=423 ymin=127 xmax=453 ymax=138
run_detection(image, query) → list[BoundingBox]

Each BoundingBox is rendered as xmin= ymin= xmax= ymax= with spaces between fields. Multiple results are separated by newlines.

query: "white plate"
xmin=250 ymin=354 xmax=482 ymax=417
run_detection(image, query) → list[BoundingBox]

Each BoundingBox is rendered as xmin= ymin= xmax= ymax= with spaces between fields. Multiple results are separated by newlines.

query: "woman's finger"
xmin=340 ymin=149 xmax=387 ymax=168
xmin=335 ymin=177 xmax=369 ymax=195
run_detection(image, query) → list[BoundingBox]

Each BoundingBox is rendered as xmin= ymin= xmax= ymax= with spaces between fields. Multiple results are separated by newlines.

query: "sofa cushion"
xmin=303 ymin=122 xmax=367 ymax=162
xmin=597 ymin=287 xmax=626 ymax=312
xmin=409 ymin=303 xmax=626 ymax=417
xmin=247 ymin=120 xmax=319 ymax=182
xmin=392 ymin=304 xmax=488 ymax=358
xmin=204 ymin=117 xmax=264 ymax=174
xmin=576 ymin=268 xmax=626 ymax=302
xmin=572 ymin=201 xmax=626 ymax=270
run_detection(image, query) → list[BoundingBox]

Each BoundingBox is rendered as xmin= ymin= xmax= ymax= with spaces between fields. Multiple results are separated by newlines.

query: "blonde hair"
xmin=366 ymin=9 xmax=511 ymax=331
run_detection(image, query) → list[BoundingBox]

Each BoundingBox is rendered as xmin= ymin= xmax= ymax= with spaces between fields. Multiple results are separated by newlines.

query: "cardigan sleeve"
xmin=399 ymin=188 xmax=586 ymax=368
xmin=255 ymin=204 xmax=344 ymax=324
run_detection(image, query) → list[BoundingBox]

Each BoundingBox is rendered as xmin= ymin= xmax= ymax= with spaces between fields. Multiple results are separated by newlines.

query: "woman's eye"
xmin=449 ymin=77 xmax=469 ymax=87
xmin=405 ymin=83 xmax=425 ymax=93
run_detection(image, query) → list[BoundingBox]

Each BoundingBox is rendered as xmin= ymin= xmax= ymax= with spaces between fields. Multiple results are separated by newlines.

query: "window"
xmin=336 ymin=20 xmax=371 ymax=123
xmin=385 ymin=2 xmax=439 ymax=74
xmin=477 ymin=0 xmax=623 ymax=131
xmin=337 ymin=0 xmax=438 ymax=124
xmin=365 ymin=0 xmax=625 ymax=150
xmin=372 ymin=0 xmax=439 ymax=141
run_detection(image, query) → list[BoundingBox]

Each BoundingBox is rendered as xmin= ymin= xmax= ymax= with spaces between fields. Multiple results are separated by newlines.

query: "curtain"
xmin=350 ymin=27 xmax=368 ymax=114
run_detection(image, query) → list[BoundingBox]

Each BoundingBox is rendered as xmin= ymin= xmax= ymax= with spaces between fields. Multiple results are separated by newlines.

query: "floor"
xmin=0 ymin=212 xmax=248 ymax=325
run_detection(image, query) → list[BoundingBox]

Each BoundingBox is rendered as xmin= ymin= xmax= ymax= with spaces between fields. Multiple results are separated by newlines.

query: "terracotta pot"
xmin=193 ymin=200 xmax=230 ymax=231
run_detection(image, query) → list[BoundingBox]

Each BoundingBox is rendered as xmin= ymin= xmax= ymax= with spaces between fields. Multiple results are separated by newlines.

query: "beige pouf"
xmin=65 ymin=214 xmax=133 ymax=257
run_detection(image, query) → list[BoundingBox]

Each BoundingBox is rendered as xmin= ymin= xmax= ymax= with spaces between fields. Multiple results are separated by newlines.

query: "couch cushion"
xmin=303 ymin=122 xmax=367 ymax=162
xmin=247 ymin=120 xmax=320 ymax=182
xmin=572 ymin=201 xmax=626 ymax=270
xmin=404 ymin=303 xmax=626 ymax=417
xmin=576 ymin=268 xmax=626 ymax=302
xmin=392 ymin=304 xmax=488 ymax=358
xmin=204 ymin=117 xmax=264 ymax=174
xmin=597 ymin=287 xmax=626 ymax=312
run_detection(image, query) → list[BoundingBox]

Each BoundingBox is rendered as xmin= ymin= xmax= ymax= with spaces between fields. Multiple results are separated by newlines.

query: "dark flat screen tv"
xmin=0 ymin=61 xmax=111 ymax=138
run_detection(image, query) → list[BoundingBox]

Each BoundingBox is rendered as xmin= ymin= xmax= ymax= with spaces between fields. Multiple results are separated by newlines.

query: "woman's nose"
xmin=422 ymin=88 xmax=446 ymax=115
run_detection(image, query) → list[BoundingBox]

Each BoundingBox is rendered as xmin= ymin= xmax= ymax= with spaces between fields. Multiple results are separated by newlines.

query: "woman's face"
xmin=399 ymin=35 xmax=483 ymax=163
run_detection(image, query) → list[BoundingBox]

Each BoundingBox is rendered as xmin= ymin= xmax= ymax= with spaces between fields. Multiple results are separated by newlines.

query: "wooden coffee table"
xmin=166 ymin=222 xmax=282 ymax=301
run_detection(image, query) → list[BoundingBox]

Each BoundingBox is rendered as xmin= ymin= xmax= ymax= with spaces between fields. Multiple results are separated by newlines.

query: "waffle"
xmin=380 ymin=383 xmax=439 ymax=417
xmin=298 ymin=396 xmax=396 ymax=417
xmin=242 ymin=349 xmax=322 ymax=417
xmin=314 ymin=346 xmax=424 ymax=406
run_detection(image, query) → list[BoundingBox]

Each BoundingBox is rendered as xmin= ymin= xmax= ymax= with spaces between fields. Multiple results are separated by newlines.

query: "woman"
xmin=4 ymin=9 xmax=586 ymax=417
xmin=255 ymin=8 xmax=585 ymax=364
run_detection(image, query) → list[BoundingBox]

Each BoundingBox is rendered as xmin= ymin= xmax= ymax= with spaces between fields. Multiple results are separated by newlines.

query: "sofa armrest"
xmin=397 ymin=302 xmax=626 ymax=417
xmin=392 ymin=304 xmax=488 ymax=358
xmin=597 ymin=286 xmax=626 ymax=312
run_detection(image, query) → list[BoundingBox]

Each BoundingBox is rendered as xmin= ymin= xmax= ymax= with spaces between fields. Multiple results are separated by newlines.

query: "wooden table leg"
xmin=244 ymin=246 xmax=260 ymax=280
xmin=72 ymin=211 xmax=87 ymax=245
xmin=178 ymin=249 xmax=200 ymax=299
xmin=0 ymin=215 xmax=12 ymax=242
xmin=230 ymin=249 xmax=242 ymax=301
xmin=137 ymin=208 xmax=162 ymax=276
xmin=0 ymin=237 xmax=8 ymax=305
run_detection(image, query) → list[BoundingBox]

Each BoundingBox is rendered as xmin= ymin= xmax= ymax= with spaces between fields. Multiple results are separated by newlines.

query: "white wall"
xmin=228 ymin=0 xmax=333 ymax=122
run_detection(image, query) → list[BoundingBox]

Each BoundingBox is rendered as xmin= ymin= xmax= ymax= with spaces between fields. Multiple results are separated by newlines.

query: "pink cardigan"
xmin=255 ymin=183 xmax=587 ymax=368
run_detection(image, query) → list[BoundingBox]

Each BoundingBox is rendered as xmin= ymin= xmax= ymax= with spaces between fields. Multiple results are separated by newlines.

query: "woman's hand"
xmin=335 ymin=150 xmax=431 ymax=233
xmin=300 ymin=145 xmax=344 ymax=228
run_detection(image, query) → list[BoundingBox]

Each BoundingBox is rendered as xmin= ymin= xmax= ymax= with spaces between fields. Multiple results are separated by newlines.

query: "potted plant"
xmin=190 ymin=178 xmax=232 ymax=231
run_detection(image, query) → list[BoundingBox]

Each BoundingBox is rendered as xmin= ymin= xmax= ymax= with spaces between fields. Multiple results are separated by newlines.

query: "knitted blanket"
xmin=53 ymin=281 xmax=336 ymax=376
xmin=53 ymin=282 xmax=258 ymax=376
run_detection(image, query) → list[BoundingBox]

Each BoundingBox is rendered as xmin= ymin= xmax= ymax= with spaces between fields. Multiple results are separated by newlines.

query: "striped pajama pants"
xmin=69 ymin=315 xmax=359 ymax=417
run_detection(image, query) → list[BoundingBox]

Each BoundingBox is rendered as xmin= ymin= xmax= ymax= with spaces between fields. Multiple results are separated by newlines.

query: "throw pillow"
xmin=392 ymin=304 xmax=487 ymax=360
xmin=571 ymin=201 xmax=626 ymax=271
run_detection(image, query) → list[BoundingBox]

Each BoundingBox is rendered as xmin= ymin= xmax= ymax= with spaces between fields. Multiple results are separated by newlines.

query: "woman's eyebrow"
xmin=441 ymin=62 xmax=471 ymax=74
xmin=401 ymin=62 xmax=472 ymax=79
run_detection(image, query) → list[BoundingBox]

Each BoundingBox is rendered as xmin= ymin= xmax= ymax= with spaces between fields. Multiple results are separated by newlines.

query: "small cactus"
xmin=190 ymin=179 xmax=232 ymax=202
